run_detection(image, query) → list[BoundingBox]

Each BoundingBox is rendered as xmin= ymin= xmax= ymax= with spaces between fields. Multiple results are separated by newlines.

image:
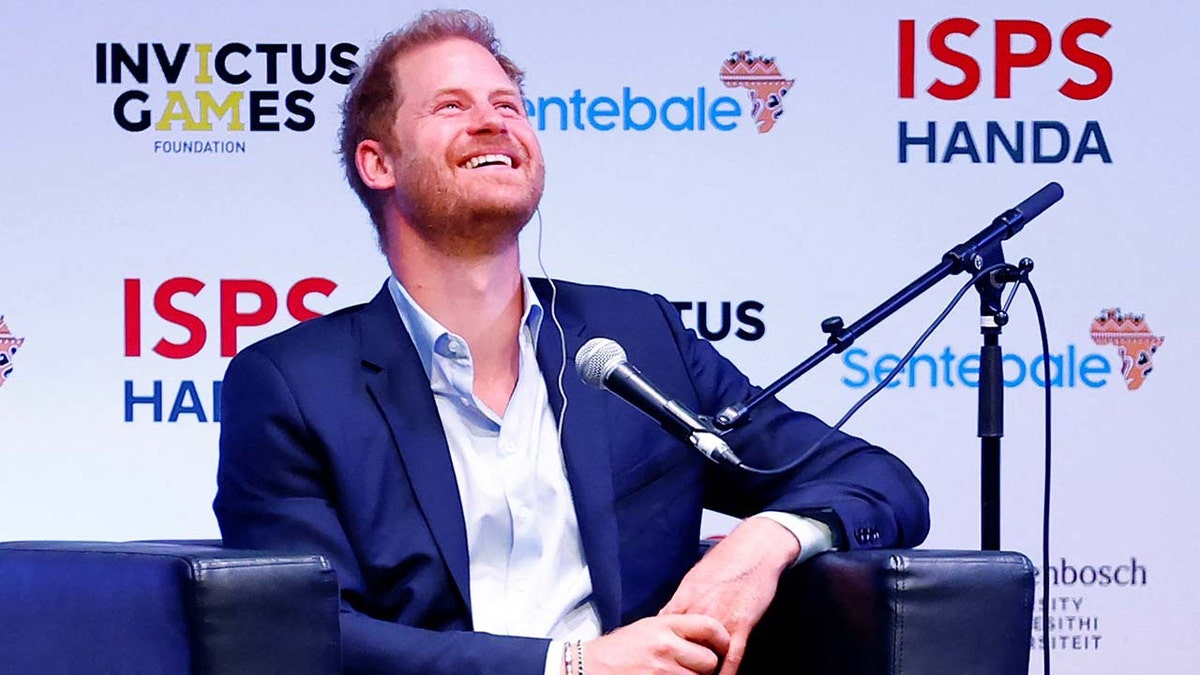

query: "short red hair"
xmin=339 ymin=9 xmax=525 ymax=246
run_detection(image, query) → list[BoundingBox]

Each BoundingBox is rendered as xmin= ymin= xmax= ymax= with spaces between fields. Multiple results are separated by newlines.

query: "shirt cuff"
xmin=752 ymin=512 xmax=834 ymax=566
xmin=544 ymin=640 xmax=565 ymax=675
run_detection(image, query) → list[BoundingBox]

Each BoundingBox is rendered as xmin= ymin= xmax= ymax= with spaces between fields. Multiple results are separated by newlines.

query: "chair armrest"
xmin=0 ymin=541 xmax=341 ymax=675
xmin=743 ymin=549 xmax=1035 ymax=675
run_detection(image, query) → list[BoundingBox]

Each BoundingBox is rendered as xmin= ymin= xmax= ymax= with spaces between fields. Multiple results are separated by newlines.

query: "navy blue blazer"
xmin=214 ymin=279 xmax=929 ymax=674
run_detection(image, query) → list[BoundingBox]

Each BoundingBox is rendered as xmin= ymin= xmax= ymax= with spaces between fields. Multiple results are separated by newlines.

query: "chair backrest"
xmin=0 ymin=541 xmax=342 ymax=675
xmin=744 ymin=548 xmax=1035 ymax=675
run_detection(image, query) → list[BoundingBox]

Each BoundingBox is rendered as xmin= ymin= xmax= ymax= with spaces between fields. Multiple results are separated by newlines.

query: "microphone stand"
xmin=713 ymin=182 xmax=1063 ymax=551
xmin=973 ymin=251 xmax=1035 ymax=551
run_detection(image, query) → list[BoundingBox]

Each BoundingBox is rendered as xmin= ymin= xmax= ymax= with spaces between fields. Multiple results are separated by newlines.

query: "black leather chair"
xmin=0 ymin=541 xmax=1033 ymax=674
xmin=0 ymin=541 xmax=340 ymax=675
xmin=745 ymin=548 xmax=1035 ymax=675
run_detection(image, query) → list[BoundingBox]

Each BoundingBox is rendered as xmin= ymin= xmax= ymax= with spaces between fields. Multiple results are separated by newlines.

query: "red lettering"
xmin=220 ymin=279 xmax=278 ymax=357
xmin=124 ymin=278 xmax=141 ymax=357
xmin=153 ymin=277 xmax=207 ymax=359
xmin=1060 ymin=18 xmax=1113 ymax=100
xmin=899 ymin=20 xmax=916 ymax=98
xmin=995 ymin=20 xmax=1052 ymax=98
xmin=927 ymin=18 xmax=981 ymax=100
xmin=907 ymin=17 xmax=1110 ymax=100
xmin=132 ymin=277 xmax=337 ymax=359
xmin=287 ymin=277 xmax=337 ymax=322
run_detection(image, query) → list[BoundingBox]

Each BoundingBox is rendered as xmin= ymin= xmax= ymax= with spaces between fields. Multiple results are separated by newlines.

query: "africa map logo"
xmin=720 ymin=51 xmax=793 ymax=133
xmin=1089 ymin=308 xmax=1164 ymax=391
xmin=0 ymin=315 xmax=24 ymax=388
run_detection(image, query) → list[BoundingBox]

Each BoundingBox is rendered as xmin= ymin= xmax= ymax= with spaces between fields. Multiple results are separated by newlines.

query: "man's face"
xmin=383 ymin=37 xmax=545 ymax=253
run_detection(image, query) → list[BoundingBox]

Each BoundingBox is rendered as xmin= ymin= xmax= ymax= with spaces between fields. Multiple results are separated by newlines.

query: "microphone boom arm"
xmin=713 ymin=181 xmax=1063 ymax=430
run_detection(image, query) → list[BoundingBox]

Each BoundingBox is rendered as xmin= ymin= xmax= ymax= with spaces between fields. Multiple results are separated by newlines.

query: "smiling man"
xmin=214 ymin=9 xmax=929 ymax=675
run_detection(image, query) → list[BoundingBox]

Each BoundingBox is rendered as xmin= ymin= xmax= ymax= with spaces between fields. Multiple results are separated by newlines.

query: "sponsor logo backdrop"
xmin=2 ymin=2 xmax=1196 ymax=672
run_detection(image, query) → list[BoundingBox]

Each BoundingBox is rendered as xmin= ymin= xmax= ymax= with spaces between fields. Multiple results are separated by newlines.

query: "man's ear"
xmin=355 ymin=139 xmax=396 ymax=191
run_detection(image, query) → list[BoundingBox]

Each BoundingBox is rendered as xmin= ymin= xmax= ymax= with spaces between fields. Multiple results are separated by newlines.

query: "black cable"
xmin=738 ymin=262 xmax=1010 ymax=476
xmin=1021 ymin=277 xmax=1053 ymax=675
xmin=735 ymin=262 xmax=1056 ymax=675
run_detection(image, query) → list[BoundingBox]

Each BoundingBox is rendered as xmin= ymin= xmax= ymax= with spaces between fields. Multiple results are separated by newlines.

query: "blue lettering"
xmin=842 ymin=346 xmax=1112 ymax=389
xmin=622 ymin=87 xmax=656 ymax=130
xmin=899 ymin=121 xmax=936 ymax=163
xmin=535 ymin=96 xmax=568 ymax=131
xmin=542 ymin=94 xmax=568 ymax=131
xmin=939 ymin=347 xmax=956 ymax=386
xmin=569 ymin=90 xmax=586 ymax=130
xmin=841 ymin=347 xmax=870 ymax=387
xmin=1080 ymin=355 xmax=1111 ymax=387
xmin=125 ymin=380 xmax=163 ymax=422
xmin=1003 ymin=352 xmax=1027 ymax=387
xmin=1030 ymin=353 xmax=1065 ymax=388
xmin=661 ymin=95 xmax=696 ymax=131
xmin=909 ymin=353 xmax=939 ymax=387
xmin=899 ymin=120 xmax=1112 ymax=164
xmin=1033 ymin=121 xmax=1070 ymax=163
xmin=942 ymin=121 xmax=981 ymax=163
xmin=709 ymin=96 xmax=740 ymax=131
xmin=586 ymin=96 xmax=619 ymax=131
xmin=1074 ymin=120 xmax=1112 ymax=163
xmin=986 ymin=121 xmax=1024 ymax=162
xmin=1068 ymin=345 xmax=1077 ymax=387
xmin=959 ymin=353 xmax=981 ymax=388
xmin=876 ymin=354 xmax=902 ymax=388
xmin=525 ymin=88 xmax=743 ymax=132
xmin=168 ymin=380 xmax=208 ymax=422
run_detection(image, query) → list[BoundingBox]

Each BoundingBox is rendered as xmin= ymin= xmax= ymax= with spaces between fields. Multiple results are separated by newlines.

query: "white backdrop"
xmin=3 ymin=2 xmax=1196 ymax=672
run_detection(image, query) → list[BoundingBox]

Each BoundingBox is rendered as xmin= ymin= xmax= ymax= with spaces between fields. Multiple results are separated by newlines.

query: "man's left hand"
xmin=658 ymin=517 xmax=801 ymax=675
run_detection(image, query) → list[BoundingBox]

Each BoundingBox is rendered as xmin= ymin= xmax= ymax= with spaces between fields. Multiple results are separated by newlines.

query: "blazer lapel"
xmin=532 ymin=279 xmax=622 ymax=632
xmin=356 ymin=284 xmax=472 ymax=614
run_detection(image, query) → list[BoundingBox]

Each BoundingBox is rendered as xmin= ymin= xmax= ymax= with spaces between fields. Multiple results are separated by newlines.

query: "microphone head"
xmin=1012 ymin=181 xmax=1064 ymax=228
xmin=575 ymin=337 xmax=627 ymax=389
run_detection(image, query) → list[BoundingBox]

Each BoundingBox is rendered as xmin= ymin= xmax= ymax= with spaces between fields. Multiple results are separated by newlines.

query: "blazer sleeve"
xmin=651 ymin=294 xmax=931 ymax=550
xmin=213 ymin=346 xmax=551 ymax=675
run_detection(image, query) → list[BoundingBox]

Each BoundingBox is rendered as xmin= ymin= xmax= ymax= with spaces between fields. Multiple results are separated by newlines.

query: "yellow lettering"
xmin=194 ymin=43 xmax=213 ymax=84
xmin=196 ymin=91 xmax=245 ymax=131
xmin=155 ymin=91 xmax=202 ymax=131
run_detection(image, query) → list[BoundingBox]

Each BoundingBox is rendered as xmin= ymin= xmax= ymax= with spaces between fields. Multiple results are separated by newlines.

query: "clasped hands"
xmin=577 ymin=517 xmax=800 ymax=675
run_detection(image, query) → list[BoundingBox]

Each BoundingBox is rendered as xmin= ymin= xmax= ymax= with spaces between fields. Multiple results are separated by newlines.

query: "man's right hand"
xmin=578 ymin=614 xmax=730 ymax=674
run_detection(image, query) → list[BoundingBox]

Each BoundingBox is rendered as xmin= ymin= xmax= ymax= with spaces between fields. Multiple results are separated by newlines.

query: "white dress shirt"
xmin=387 ymin=275 xmax=832 ymax=674
xmin=388 ymin=277 xmax=601 ymax=644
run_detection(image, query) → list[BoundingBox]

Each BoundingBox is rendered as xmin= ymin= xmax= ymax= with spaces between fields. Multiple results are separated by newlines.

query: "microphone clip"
xmin=664 ymin=399 xmax=741 ymax=466
xmin=676 ymin=409 xmax=742 ymax=466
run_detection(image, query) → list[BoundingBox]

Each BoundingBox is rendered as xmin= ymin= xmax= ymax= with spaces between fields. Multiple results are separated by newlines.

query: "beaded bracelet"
xmin=561 ymin=639 xmax=586 ymax=675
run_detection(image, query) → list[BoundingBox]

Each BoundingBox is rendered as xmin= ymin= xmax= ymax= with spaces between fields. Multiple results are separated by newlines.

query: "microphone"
xmin=575 ymin=337 xmax=743 ymax=466
xmin=991 ymin=181 xmax=1064 ymax=239
xmin=944 ymin=181 xmax=1063 ymax=273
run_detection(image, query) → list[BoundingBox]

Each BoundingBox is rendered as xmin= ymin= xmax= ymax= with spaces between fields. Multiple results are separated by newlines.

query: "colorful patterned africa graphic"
xmin=0 ymin=316 xmax=24 ymax=388
xmin=1089 ymin=308 xmax=1164 ymax=390
xmin=720 ymin=51 xmax=793 ymax=134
